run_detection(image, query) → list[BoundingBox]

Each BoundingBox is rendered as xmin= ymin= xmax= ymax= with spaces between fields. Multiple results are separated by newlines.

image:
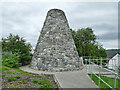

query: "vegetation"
xmin=32 ymin=79 xmax=53 ymax=88
xmin=2 ymin=53 xmax=20 ymax=68
xmin=32 ymin=80 xmax=38 ymax=83
xmin=2 ymin=65 xmax=29 ymax=74
xmin=16 ymin=76 xmax=21 ymax=79
xmin=7 ymin=77 xmax=16 ymax=82
xmin=70 ymin=28 xmax=107 ymax=64
xmin=38 ymin=79 xmax=53 ymax=88
xmin=1 ymin=33 xmax=58 ymax=88
xmin=71 ymin=28 xmax=107 ymax=58
xmin=2 ymin=74 xmax=5 ymax=78
xmin=22 ymin=80 xmax=27 ymax=84
xmin=2 ymin=65 xmax=58 ymax=88
xmin=88 ymin=74 xmax=119 ymax=88
xmin=2 ymin=33 xmax=32 ymax=66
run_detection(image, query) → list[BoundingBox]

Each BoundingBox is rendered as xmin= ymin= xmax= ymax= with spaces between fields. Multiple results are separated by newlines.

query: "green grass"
xmin=32 ymin=79 xmax=53 ymax=88
xmin=38 ymin=79 xmax=53 ymax=88
xmin=88 ymin=74 xmax=119 ymax=89
xmin=2 ymin=65 xmax=29 ymax=74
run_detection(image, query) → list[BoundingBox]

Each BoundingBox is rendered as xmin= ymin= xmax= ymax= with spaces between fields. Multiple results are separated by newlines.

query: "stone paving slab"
xmin=20 ymin=65 xmax=98 ymax=88
xmin=55 ymin=70 xmax=98 ymax=88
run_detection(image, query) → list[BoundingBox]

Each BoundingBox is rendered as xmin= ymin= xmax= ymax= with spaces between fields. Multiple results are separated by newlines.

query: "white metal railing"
xmin=84 ymin=56 xmax=119 ymax=89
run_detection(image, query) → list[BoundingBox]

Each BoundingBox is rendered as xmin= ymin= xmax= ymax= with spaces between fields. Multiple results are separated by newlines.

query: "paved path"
xmin=20 ymin=65 xmax=98 ymax=88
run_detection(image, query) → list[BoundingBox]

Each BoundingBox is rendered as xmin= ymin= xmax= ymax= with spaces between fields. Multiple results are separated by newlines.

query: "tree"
xmin=70 ymin=28 xmax=107 ymax=58
xmin=2 ymin=33 xmax=32 ymax=65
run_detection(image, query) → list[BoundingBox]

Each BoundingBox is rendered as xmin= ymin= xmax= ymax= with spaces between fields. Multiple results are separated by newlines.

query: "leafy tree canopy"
xmin=2 ymin=33 xmax=32 ymax=65
xmin=70 ymin=27 xmax=107 ymax=58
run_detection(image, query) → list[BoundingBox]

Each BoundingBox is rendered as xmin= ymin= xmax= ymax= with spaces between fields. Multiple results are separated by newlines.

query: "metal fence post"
xmin=107 ymin=58 xmax=109 ymax=68
xmin=99 ymin=57 xmax=102 ymax=89
xmin=89 ymin=57 xmax=90 ymax=73
xmin=114 ymin=74 xmax=116 ymax=89
xmin=85 ymin=59 xmax=87 ymax=72
xmin=112 ymin=59 xmax=113 ymax=70
xmin=114 ymin=59 xmax=116 ymax=71
xmin=91 ymin=57 xmax=94 ymax=79
xmin=91 ymin=60 xmax=92 ymax=79
xmin=97 ymin=57 xmax=98 ymax=65
xmin=99 ymin=65 xmax=101 ymax=88
xmin=101 ymin=57 xmax=102 ymax=68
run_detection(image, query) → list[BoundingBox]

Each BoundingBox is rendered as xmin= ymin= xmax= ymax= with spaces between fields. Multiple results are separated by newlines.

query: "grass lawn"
xmin=88 ymin=74 xmax=120 ymax=89
xmin=2 ymin=65 xmax=29 ymax=74
xmin=2 ymin=65 xmax=59 ymax=88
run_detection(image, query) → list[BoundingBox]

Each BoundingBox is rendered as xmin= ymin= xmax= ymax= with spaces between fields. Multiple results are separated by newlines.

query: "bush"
xmin=32 ymin=80 xmax=38 ymax=83
xmin=2 ymin=75 xmax=5 ymax=78
xmin=7 ymin=77 xmax=16 ymax=82
xmin=16 ymin=76 xmax=20 ymax=79
xmin=2 ymin=53 xmax=20 ymax=68
xmin=20 ymin=54 xmax=32 ymax=65
xmin=22 ymin=80 xmax=27 ymax=84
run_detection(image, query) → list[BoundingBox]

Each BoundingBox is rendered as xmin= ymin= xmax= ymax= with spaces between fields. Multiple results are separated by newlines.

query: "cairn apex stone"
xmin=30 ymin=9 xmax=83 ymax=72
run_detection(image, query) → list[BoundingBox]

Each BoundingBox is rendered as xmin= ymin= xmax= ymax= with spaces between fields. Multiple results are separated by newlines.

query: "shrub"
xmin=2 ymin=75 xmax=5 ymax=78
xmin=22 ymin=80 xmax=27 ymax=84
xmin=20 ymin=54 xmax=32 ymax=65
xmin=32 ymin=80 xmax=38 ymax=83
xmin=16 ymin=76 xmax=20 ymax=79
xmin=7 ymin=77 xmax=16 ymax=82
xmin=2 ymin=53 xmax=20 ymax=68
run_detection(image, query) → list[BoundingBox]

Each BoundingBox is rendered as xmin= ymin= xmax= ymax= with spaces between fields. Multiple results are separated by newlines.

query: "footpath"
xmin=20 ymin=65 xmax=98 ymax=88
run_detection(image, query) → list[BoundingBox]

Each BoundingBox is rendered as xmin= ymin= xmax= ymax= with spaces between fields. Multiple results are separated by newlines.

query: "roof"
xmin=107 ymin=52 xmax=117 ymax=59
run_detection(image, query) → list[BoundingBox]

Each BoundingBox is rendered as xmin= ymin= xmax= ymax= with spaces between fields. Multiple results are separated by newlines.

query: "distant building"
xmin=107 ymin=52 xmax=120 ymax=72
xmin=30 ymin=47 xmax=34 ymax=54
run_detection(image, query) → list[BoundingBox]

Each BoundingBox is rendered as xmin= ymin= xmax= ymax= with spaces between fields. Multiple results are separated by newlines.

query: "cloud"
xmin=99 ymin=31 xmax=118 ymax=41
xmin=99 ymin=39 xmax=118 ymax=49
xmin=1 ymin=2 xmax=118 ymax=49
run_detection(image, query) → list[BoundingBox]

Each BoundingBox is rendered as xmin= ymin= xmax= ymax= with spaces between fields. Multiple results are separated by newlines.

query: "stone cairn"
xmin=30 ymin=9 xmax=83 ymax=72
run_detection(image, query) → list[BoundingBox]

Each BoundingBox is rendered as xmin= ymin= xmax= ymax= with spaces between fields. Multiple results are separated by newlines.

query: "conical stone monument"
xmin=30 ymin=9 xmax=83 ymax=72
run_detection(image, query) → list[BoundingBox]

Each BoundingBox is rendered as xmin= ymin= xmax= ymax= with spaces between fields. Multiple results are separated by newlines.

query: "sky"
xmin=1 ymin=2 xmax=118 ymax=49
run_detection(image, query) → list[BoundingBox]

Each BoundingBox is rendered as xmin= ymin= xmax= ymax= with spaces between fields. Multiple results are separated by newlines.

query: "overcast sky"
xmin=1 ymin=2 xmax=118 ymax=49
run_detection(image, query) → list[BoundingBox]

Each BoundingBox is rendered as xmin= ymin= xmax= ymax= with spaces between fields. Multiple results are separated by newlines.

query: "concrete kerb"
xmin=53 ymin=74 xmax=61 ymax=88
xmin=86 ymin=74 xmax=98 ymax=88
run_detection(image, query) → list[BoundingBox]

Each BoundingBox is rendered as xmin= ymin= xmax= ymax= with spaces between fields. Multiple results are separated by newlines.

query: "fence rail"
xmin=84 ymin=56 xmax=119 ymax=89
